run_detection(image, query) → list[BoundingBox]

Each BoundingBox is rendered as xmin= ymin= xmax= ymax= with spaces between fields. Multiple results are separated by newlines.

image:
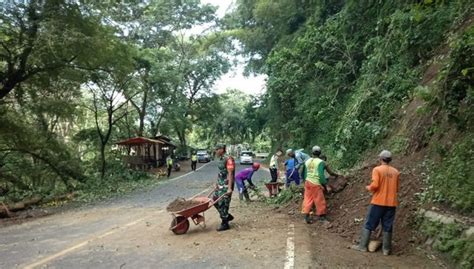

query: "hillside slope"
xmin=326 ymin=16 xmax=473 ymax=268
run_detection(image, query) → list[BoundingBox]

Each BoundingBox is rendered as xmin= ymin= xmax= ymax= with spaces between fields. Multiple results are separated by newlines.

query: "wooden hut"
xmin=116 ymin=136 xmax=176 ymax=170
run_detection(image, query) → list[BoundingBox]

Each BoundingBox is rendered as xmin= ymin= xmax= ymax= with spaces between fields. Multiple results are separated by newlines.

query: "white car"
xmin=240 ymin=151 xmax=254 ymax=165
xmin=197 ymin=150 xmax=211 ymax=163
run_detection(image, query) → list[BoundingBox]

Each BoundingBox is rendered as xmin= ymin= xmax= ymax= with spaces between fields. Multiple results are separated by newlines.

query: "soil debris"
xmin=166 ymin=197 xmax=203 ymax=212
xmin=326 ymin=176 xmax=348 ymax=193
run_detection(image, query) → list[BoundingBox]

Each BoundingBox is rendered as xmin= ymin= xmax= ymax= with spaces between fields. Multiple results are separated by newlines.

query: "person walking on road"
xmin=166 ymin=155 xmax=173 ymax=178
xmin=235 ymin=163 xmax=260 ymax=201
xmin=301 ymin=146 xmax=330 ymax=224
xmin=191 ymin=152 xmax=198 ymax=171
xmin=285 ymin=149 xmax=301 ymax=187
xmin=352 ymin=150 xmax=400 ymax=255
xmin=269 ymin=149 xmax=283 ymax=182
xmin=213 ymin=144 xmax=235 ymax=231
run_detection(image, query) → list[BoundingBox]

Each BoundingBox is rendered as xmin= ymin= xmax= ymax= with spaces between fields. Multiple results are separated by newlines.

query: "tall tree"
xmin=0 ymin=0 xmax=109 ymax=100
xmin=104 ymin=0 xmax=218 ymax=137
xmin=166 ymin=37 xmax=230 ymax=149
xmin=87 ymin=71 xmax=134 ymax=179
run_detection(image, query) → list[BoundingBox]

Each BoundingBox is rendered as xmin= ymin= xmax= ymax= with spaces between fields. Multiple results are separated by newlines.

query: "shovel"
xmin=368 ymin=225 xmax=383 ymax=252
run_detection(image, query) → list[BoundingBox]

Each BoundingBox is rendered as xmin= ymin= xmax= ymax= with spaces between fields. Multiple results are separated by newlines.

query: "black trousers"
xmin=167 ymin=165 xmax=172 ymax=177
xmin=364 ymin=204 xmax=396 ymax=232
xmin=270 ymin=168 xmax=278 ymax=182
xmin=191 ymin=161 xmax=197 ymax=171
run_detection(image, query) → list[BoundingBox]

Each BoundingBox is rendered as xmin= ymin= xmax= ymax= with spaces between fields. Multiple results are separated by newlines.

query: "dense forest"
xmin=0 ymin=0 xmax=473 ymax=266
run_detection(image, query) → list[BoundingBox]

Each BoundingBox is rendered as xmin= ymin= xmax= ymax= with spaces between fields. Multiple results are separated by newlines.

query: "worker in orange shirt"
xmin=352 ymin=150 xmax=400 ymax=255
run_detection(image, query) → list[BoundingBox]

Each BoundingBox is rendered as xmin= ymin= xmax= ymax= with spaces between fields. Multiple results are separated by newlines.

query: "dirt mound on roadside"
xmin=281 ymin=158 xmax=425 ymax=255
xmin=327 ymin=176 xmax=348 ymax=193
xmin=166 ymin=198 xmax=202 ymax=212
xmin=324 ymin=160 xmax=424 ymax=254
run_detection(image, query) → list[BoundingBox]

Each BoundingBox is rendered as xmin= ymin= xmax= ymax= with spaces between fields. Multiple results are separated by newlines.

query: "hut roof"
xmin=116 ymin=137 xmax=164 ymax=146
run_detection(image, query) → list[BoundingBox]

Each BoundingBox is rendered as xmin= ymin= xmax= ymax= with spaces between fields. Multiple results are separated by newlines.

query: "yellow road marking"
xmin=22 ymin=217 xmax=147 ymax=269
xmin=21 ymin=170 xmax=213 ymax=269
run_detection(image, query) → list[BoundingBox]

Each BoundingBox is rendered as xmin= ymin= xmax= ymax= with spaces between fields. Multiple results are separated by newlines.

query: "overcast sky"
xmin=200 ymin=0 xmax=267 ymax=96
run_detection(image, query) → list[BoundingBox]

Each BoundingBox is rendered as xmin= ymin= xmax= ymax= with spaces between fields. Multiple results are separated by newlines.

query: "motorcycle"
xmin=173 ymin=158 xmax=181 ymax=171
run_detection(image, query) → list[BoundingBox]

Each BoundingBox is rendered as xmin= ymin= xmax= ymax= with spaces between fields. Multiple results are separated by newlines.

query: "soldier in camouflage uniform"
xmin=213 ymin=144 xmax=235 ymax=231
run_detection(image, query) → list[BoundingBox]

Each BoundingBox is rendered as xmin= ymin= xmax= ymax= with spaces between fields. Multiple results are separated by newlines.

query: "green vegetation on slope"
xmin=419 ymin=218 xmax=474 ymax=268
xmin=226 ymin=1 xmax=473 ymax=266
xmin=227 ymin=0 xmax=473 ymax=205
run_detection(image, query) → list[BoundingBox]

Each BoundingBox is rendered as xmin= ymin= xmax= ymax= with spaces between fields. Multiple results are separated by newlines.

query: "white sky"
xmin=200 ymin=0 xmax=267 ymax=96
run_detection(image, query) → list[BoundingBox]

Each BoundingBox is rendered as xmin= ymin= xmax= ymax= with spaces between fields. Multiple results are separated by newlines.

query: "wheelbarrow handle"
xmin=209 ymin=193 xmax=227 ymax=208
xmin=207 ymin=186 xmax=216 ymax=198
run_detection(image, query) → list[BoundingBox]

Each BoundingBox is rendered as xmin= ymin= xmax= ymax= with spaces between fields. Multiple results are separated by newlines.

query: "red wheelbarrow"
xmin=168 ymin=194 xmax=225 ymax=235
xmin=265 ymin=182 xmax=284 ymax=197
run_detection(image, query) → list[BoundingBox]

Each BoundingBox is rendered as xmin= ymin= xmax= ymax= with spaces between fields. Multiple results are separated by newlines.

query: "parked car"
xmin=197 ymin=150 xmax=211 ymax=163
xmin=240 ymin=151 xmax=253 ymax=165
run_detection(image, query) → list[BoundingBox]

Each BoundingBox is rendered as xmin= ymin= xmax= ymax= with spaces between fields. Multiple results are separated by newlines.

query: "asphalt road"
xmin=0 ymin=161 xmax=288 ymax=269
xmin=0 ymin=161 xmax=443 ymax=269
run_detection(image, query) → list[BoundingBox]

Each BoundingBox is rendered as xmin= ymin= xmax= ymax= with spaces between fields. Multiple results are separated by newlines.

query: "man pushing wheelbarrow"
xmin=167 ymin=144 xmax=235 ymax=235
xmin=212 ymin=143 xmax=235 ymax=231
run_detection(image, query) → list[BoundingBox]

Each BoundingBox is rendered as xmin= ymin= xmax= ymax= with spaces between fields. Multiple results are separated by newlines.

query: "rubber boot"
xmin=351 ymin=228 xmax=371 ymax=252
xmin=216 ymin=220 xmax=230 ymax=232
xmin=319 ymin=215 xmax=328 ymax=222
xmin=382 ymin=232 xmax=392 ymax=255
xmin=228 ymin=214 xmax=234 ymax=222
xmin=304 ymin=214 xmax=313 ymax=224
xmin=238 ymin=193 xmax=244 ymax=201
xmin=243 ymin=191 xmax=251 ymax=202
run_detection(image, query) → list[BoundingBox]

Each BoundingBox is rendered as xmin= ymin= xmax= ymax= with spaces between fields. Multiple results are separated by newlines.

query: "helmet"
xmin=312 ymin=145 xmax=321 ymax=155
xmin=252 ymin=163 xmax=260 ymax=170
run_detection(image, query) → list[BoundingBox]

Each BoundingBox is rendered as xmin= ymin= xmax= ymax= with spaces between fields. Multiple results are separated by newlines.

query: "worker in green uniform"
xmin=213 ymin=144 xmax=235 ymax=231
xmin=191 ymin=151 xmax=198 ymax=171
xmin=166 ymin=155 xmax=173 ymax=178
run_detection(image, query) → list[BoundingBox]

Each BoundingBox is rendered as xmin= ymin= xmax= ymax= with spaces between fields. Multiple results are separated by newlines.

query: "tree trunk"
xmin=0 ymin=193 xmax=74 ymax=218
xmin=0 ymin=195 xmax=43 ymax=218
xmin=100 ymin=142 xmax=106 ymax=179
xmin=150 ymin=113 xmax=164 ymax=137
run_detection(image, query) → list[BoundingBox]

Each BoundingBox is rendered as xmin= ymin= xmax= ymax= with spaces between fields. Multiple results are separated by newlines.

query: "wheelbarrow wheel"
xmin=171 ymin=216 xmax=189 ymax=235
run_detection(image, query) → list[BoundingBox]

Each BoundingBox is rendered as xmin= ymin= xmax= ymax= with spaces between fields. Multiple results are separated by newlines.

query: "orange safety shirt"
xmin=367 ymin=164 xmax=400 ymax=207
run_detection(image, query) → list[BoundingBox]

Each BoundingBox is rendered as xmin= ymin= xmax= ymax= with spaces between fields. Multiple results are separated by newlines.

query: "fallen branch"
xmin=0 ymin=195 xmax=43 ymax=218
xmin=0 ymin=202 xmax=11 ymax=218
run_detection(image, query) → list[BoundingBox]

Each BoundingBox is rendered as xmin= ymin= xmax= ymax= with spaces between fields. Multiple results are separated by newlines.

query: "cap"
xmin=379 ymin=150 xmax=392 ymax=159
xmin=252 ymin=163 xmax=260 ymax=170
xmin=215 ymin=143 xmax=226 ymax=150
xmin=286 ymin=148 xmax=293 ymax=154
xmin=312 ymin=146 xmax=321 ymax=154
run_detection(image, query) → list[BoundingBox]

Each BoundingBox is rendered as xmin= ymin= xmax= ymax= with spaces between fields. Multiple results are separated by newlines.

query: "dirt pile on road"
xmin=166 ymin=198 xmax=203 ymax=212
